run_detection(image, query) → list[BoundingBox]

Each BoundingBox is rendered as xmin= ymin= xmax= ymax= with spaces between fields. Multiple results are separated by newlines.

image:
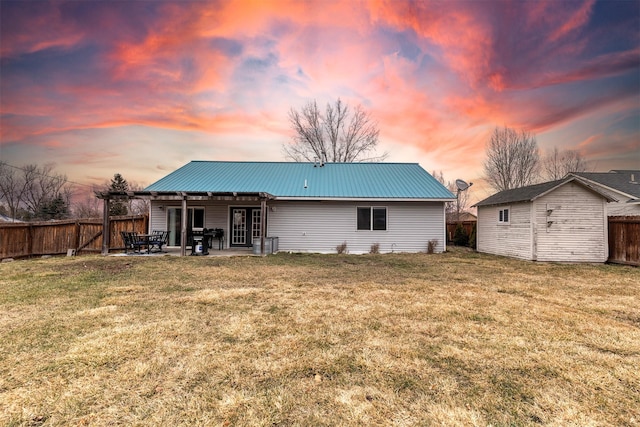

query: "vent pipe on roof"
xmin=304 ymin=179 xmax=308 ymax=189
xmin=320 ymin=150 xmax=326 ymax=167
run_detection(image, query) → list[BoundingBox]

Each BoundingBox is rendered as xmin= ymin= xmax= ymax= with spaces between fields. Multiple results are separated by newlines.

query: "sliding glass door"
xmin=167 ymin=207 xmax=204 ymax=246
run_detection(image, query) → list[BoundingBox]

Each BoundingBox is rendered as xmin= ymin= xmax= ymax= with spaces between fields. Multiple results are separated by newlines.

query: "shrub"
xmin=336 ymin=241 xmax=348 ymax=254
xmin=453 ymin=223 xmax=469 ymax=246
xmin=370 ymin=243 xmax=380 ymax=254
xmin=427 ymin=239 xmax=438 ymax=254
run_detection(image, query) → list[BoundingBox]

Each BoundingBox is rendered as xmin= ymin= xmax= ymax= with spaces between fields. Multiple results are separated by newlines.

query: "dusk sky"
xmin=1 ymin=0 xmax=639 ymax=202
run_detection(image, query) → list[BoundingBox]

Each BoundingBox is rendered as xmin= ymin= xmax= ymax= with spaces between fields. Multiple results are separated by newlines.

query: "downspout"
xmin=260 ymin=198 xmax=267 ymax=256
xmin=603 ymin=199 xmax=609 ymax=263
xmin=442 ymin=202 xmax=447 ymax=252
xmin=181 ymin=195 xmax=187 ymax=256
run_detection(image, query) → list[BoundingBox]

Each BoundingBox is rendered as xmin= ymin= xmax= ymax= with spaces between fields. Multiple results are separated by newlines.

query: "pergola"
xmin=95 ymin=190 xmax=275 ymax=256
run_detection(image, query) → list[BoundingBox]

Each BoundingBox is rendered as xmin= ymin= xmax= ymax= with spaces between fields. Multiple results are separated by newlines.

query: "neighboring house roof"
xmin=473 ymin=177 xmax=616 ymax=207
xmin=570 ymin=170 xmax=640 ymax=202
xmin=144 ymin=161 xmax=455 ymax=200
xmin=446 ymin=211 xmax=477 ymax=222
xmin=0 ymin=213 xmax=23 ymax=222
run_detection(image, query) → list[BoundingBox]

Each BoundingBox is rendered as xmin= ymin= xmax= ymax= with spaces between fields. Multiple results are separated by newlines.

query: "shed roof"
xmin=144 ymin=161 xmax=455 ymax=200
xmin=570 ymin=170 xmax=640 ymax=199
xmin=473 ymin=177 xmax=616 ymax=207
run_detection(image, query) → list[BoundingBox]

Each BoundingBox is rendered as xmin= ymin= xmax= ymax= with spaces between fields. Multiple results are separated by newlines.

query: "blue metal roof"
xmin=145 ymin=161 xmax=455 ymax=200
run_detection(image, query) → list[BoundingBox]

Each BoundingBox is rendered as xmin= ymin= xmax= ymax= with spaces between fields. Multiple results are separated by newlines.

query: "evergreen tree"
xmin=453 ymin=223 xmax=469 ymax=247
xmin=109 ymin=173 xmax=129 ymax=216
xmin=36 ymin=195 xmax=69 ymax=220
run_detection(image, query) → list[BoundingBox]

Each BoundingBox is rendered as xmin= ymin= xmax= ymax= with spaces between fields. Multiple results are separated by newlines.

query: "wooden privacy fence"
xmin=446 ymin=221 xmax=476 ymax=243
xmin=0 ymin=215 xmax=148 ymax=260
xmin=608 ymin=216 xmax=640 ymax=266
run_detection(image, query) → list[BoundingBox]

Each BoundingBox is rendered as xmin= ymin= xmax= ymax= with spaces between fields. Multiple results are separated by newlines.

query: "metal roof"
xmin=473 ymin=177 xmax=617 ymax=207
xmin=144 ymin=161 xmax=455 ymax=200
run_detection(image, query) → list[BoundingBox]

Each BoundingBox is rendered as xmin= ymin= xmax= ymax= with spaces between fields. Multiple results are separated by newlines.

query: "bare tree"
xmin=433 ymin=170 xmax=471 ymax=218
xmin=128 ymin=182 xmax=150 ymax=216
xmin=0 ymin=162 xmax=28 ymax=220
xmin=0 ymin=162 xmax=71 ymax=220
xmin=483 ymin=126 xmax=540 ymax=192
xmin=543 ymin=147 xmax=589 ymax=180
xmin=284 ymin=98 xmax=387 ymax=162
xmin=21 ymin=163 xmax=69 ymax=218
xmin=73 ymin=189 xmax=103 ymax=218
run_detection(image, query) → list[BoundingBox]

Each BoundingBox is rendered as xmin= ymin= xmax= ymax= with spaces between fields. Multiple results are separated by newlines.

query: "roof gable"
xmin=570 ymin=171 xmax=640 ymax=200
xmin=145 ymin=161 xmax=455 ymax=200
xmin=474 ymin=177 xmax=616 ymax=207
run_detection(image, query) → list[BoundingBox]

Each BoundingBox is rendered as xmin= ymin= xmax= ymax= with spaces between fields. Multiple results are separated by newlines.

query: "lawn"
xmin=0 ymin=250 xmax=638 ymax=426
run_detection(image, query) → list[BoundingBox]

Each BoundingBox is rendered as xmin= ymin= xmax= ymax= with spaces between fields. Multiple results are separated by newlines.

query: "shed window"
xmin=357 ymin=207 xmax=387 ymax=231
xmin=498 ymin=208 xmax=510 ymax=224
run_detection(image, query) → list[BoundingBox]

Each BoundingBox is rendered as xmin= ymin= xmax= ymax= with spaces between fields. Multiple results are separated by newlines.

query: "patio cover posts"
xmin=96 ymin=190 xmax=275 ymax=256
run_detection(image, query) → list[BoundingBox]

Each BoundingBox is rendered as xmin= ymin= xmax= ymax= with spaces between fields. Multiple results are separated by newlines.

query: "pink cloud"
xmin=548 ymin=0 xmax=596 ymax=42
xmin=1 ymin=0 xmax=637 ymax=192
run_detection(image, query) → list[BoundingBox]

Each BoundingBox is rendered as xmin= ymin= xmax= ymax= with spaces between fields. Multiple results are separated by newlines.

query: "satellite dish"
xmin=455 ymin=179 xmax=470 ymax=191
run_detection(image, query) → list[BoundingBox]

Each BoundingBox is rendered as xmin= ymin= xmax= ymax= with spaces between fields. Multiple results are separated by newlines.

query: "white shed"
xmin=473 ymin=177 xmax=616 ymax=263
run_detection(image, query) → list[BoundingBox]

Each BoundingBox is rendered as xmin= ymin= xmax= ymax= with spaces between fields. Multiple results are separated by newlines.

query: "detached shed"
xmin=473 ymin=177 xmax=615 ymax=262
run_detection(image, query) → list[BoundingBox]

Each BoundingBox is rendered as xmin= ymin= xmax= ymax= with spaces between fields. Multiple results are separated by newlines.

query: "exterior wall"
xmin=574 ymin=183 xmax=639 ymax=217
xmin=149 ymin=200 xmax=446 ymax=253
xmin=267 ymin=201 xmax=446 ymax=254
xmin=533 ymin=182 xmax=607 ymax=263
xmin=149 ymin=199 xmax=261 ymax=248
xmin=607 ymin=202 xmax=640 ymax=217
xmin=477 ymin=202 xmax=532 ymax=260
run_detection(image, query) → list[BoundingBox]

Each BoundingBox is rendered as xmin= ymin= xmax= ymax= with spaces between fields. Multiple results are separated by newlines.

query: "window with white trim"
xmin=357 ymin=207 xmax=387 ymax=231
xmin=498 ymin=207 xmax=510 ymax=224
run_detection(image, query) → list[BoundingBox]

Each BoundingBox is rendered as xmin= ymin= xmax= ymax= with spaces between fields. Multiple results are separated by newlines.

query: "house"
xmin=570 ymin=170 xmax=640 ymax=217
xmin=107 ymin=161 xmax=455 ymax=255
xmin=0 ymin=213 xmax=23 ymax=223
xmin=473 ymin=177 xmax=615 ymax=262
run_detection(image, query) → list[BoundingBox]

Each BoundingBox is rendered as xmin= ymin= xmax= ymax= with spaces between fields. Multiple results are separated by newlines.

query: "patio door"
xmin=167 ymin=207 xmax=204 ymax=246
xmin=230 ymin=207 xmax=263 ymax=247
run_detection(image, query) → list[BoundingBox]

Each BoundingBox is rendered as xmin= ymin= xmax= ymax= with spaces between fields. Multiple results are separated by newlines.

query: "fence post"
xmin=74 ymin=220 xmax=81 ymax=252
xmin=28 ymin=223 xmax=34 ymax=257
xmin=102 ymin=199 xmax=110 ymax=255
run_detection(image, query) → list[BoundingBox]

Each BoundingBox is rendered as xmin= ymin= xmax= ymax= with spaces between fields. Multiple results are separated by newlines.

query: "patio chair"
xmin=149 ymin=230 xmax=169 ymax=253
xmin=121 ymin=231 xmax=142 ymax=254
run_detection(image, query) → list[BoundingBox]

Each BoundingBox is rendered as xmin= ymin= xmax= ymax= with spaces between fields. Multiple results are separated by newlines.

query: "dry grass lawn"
xmin=0 ymin=249 xmax=638 ymax=426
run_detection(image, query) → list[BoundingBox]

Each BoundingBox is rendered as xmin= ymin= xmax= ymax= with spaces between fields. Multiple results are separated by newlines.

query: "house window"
xmin=498 ymin=207 xmax=510 ymax=224
xmin=357 ymin=207 xmax=387 ymax=231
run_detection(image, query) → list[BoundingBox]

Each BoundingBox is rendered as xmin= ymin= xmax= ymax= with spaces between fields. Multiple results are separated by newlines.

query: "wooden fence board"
xmin=0 ymin=216 xmax=148 ymax=259
xmin=608 ymin=216 xmax=640 ymax=266
xmin=446 ymin=221 xmax=476 ymax=243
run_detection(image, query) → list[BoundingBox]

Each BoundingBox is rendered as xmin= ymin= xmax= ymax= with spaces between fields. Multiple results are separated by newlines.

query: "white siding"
xmin=534 ymin=182 xmax=607 ymax=263
xmin=477 ymin=203 xmax=532 ymax=260
xmin=150 ymin=200 xmax=446 ymax=253
xmin=149 ymin=200 xmax=259 ymax=249
xmin=607 ymin=202 xmax=640 ymax=217
xmin=267 ymin=201 xmax=446 ymax=254
xmin=574 ymin=184 xmax=640 ymax=217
